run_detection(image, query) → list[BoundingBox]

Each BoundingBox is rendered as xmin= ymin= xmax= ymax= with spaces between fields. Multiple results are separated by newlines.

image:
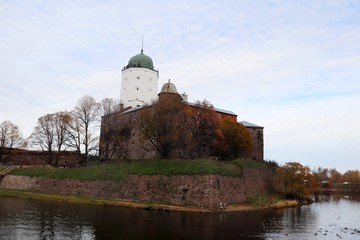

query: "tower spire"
xmin=141 ymin=35 xmax=144 ymax=53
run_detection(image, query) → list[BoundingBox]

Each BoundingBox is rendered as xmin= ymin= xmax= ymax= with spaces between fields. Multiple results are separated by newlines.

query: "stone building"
xmin=241 ymin=121 xmax=264 ymax=160
xmin=99 ymin=49 xmax=264 ymax=160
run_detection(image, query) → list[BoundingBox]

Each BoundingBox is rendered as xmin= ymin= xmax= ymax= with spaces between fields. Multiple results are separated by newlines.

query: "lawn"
xmin=12 ymin=159 xmax=273 ymax=181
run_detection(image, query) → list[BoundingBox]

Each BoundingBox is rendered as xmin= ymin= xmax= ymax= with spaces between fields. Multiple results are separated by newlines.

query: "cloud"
xmin=0 ymin=0 xmax=359 ymax=172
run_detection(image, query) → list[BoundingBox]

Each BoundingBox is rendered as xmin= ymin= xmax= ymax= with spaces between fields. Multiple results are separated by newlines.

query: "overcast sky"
xmin=1 ymin=1 xmax=359 ymax=172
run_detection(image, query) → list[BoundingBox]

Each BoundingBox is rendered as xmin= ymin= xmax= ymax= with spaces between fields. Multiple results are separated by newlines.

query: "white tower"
xmin=120 ymin=49 xmax=159 ymax=109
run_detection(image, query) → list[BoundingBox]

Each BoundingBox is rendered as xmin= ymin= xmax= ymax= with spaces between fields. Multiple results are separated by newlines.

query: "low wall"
xmin=1 ymin=148 xmax=82 ymax=167
xmin=0 ymin=168 xmax=273 ymax=209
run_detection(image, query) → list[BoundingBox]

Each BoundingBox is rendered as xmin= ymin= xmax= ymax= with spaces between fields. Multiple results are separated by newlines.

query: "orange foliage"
xmin=273 ymin=162 xmax=318 ymax=199
xmin=214 ymin=117 xmax=252 ymax=160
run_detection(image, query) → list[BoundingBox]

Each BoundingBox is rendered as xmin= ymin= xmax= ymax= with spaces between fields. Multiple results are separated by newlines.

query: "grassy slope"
xmin=11 ymin=159 xmax=272 ymax=182
xmin=245 ymin=194 xmax=300 ymax=209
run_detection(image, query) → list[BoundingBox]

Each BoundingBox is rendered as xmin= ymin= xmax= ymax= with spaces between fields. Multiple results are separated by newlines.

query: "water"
xmin=0 ymin=193 xmax=360 ymax=240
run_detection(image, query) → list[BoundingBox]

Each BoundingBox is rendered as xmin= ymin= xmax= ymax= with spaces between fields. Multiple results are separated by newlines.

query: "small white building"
xmin=120 ymin=49 xmax=159 ymax=108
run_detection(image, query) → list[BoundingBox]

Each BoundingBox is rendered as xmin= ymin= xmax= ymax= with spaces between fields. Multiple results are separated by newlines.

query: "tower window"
xmin=136 ymin=87 xmax=139 ymax=90
xmin=136 ymin=76 xmax=140 ymax=79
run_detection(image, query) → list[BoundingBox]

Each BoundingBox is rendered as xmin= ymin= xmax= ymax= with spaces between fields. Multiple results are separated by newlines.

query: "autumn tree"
xmin=214 ymin=117 xmax=252 ymax=160
xmin=313 ymin=167 xmax=330 ymax=183
xmin=99 ymin=98 xmax=131 ymax=161
xmin=139 ymin=94 xmax=188 ymax=159
xmin=72 ymin=95 xmax=100 ymax=164
xmin=273 ymin=162 xmax=318 ymax=199
xmin=0 ymin=121 xmax=26 ymax=163
xmin=184 ymin=100 xmax=219 ymax=158
xmin=329 ymin=168 xmax=342 ymax=184
xmin=342 ymin=170 xmax=360 ymax=183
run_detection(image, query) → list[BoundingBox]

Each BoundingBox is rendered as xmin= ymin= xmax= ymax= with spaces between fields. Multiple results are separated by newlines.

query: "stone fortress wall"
xmin=0 ymin=167 xmax=273 ymax=209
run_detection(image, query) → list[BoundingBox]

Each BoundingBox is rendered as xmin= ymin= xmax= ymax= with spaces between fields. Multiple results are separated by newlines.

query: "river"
xmin=0 ymin=193 xmax=359 ymax=240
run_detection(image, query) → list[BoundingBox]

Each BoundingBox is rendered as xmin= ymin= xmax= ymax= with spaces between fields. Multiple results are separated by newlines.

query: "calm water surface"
xmin=0 ymin=193 xmax=360 ymax=240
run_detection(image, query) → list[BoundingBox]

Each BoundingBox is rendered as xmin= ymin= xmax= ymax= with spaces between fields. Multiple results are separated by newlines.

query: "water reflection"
xmin=1 ymin=193 xmax=360 ymax=239
xmin=0 ymin=197 xmax=95 ymax=239
xmin=314 ymin=191 xmax=360 ymax=203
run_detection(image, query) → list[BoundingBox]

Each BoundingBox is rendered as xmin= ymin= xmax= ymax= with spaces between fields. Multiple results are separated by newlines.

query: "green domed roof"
xmin=128 ymin=50 xmax=154 ymax=69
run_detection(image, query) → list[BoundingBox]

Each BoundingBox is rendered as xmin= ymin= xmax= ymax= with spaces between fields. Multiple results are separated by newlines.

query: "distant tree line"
xmin=272 ymin=162 xmax=360 ymax=200
xmin=312 ymin=167 xmax=360 ymax=184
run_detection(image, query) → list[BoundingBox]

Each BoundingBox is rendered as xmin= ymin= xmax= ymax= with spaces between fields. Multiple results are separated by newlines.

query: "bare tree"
xmin=100 ymin=98 xmax=120 ymax=116
xmin=65 ymin=112 xmax=82 ymax=153
xmin=73 ymin=95 xmax=100 ymax=164
xmin=99 ymin=98 xmax=128 ymax=161
xmin=0 ymin=121 xmax=26 ymax=163
xmin=139 ymin=95 xmax=188 ymax=158
xmin=184 ymin=100 xmax=219 ymax=158
xmin=99 ymin=122 xmax=131 ymax=161
xmin=54 ymin=111 xmax=72 ymax=152
xmin=28 ymin=114 xmax=56 ymax=164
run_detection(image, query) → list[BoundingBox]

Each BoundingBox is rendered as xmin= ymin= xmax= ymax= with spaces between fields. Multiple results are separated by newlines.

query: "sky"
xmin=0 ymin=0 xmax=359 ymax=172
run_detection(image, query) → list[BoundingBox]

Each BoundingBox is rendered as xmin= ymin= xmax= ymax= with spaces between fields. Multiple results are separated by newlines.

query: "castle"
xmin=99 ymin=49 xmax=264 ymax=160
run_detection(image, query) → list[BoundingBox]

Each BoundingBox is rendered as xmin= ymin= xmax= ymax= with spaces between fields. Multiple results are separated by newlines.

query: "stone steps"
xmin=0 ymin=165 xmax=20 ymax=176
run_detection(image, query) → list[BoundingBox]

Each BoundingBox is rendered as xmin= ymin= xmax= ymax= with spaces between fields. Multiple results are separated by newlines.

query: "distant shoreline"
xmin=317 ymin=188 xmax=360 ymax=193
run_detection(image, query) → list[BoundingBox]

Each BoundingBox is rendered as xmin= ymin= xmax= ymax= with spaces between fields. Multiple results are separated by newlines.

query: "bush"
xmin=272 ymin=162 xmax=318 ymax=199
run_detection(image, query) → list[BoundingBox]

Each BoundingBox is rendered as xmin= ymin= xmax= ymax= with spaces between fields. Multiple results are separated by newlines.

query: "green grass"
xmin=0 ymin=166 xmax=7 ymax=171
xmin=245 ymin=194 xmax=282 ymax=206
xmin=11 ymin=159 xmax=272 ymax=181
